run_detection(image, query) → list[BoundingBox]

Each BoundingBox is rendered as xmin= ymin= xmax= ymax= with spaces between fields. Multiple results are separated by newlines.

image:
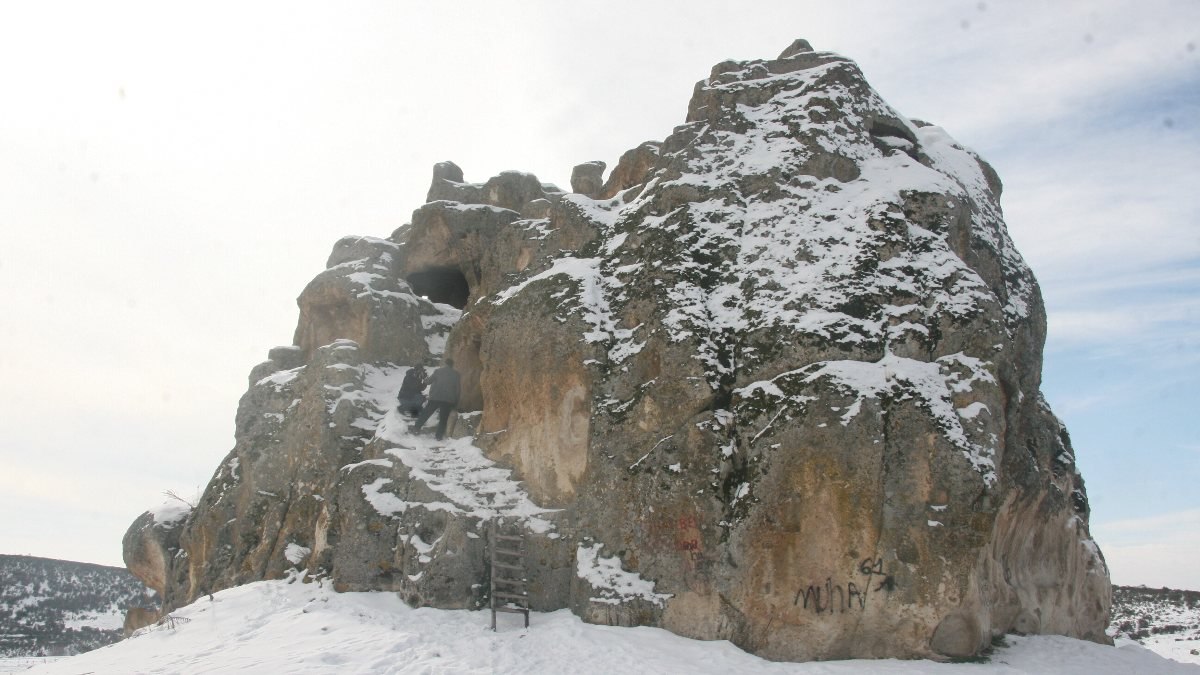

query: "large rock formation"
xmin=124 ymin=39 xmax=1110 ymax=661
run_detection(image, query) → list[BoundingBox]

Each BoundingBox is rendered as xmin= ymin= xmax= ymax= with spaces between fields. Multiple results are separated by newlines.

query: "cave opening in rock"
xmin=407 ymin=267 xmax=470 ymax=309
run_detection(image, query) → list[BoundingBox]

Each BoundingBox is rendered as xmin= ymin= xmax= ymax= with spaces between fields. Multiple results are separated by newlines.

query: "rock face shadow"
xmin=407 ymin=267 xmax=470 ymax=310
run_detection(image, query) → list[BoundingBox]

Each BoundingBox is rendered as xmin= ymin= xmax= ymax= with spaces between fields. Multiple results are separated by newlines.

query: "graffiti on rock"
xmin=645 ymin=514 xmax=703 ymax=554
xmin=793 ymin=557 xmax=895 ymax=614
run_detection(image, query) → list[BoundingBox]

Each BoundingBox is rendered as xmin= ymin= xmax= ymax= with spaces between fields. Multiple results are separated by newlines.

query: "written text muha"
xmin=794 ymin=557 xmax=896 ymax=614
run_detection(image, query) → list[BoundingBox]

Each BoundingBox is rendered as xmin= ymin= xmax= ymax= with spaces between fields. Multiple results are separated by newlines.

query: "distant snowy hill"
xmin=1111 ymin=585 xmax=1200 ymax=666
xmin=16 ymin=579 xmax=1200 ymax=674
xmin=0 ymin=555 xmax=154 ymax=657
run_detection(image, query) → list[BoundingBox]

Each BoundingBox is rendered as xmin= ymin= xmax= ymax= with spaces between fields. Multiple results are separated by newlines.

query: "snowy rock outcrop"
xmin=124 ymin=39 xmax=1110 ymax=662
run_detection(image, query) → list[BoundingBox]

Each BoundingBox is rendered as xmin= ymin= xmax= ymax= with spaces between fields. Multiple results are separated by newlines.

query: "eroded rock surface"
xmin=125 ymin=39 xmax=1109 ymax=662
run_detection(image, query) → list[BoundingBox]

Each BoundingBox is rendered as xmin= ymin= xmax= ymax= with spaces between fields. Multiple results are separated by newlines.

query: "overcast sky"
xmin=1 ymin=1 xmax=1196 ymax=591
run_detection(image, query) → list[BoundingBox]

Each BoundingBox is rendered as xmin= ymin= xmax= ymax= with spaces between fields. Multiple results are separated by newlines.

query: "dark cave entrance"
xmin=407 ymin=265 xmax=481 ymax=411
xmin=407 ymin=267 xmax=471 ymax=310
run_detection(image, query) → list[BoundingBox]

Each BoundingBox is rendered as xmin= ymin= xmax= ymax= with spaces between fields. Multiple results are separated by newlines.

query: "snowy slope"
xmin=22 ymin=580 xmax=1198 ymax=674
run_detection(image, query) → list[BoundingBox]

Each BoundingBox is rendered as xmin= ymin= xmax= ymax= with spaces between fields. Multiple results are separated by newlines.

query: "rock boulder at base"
xmin=125 ymin=40 xmax=1110 ymax=662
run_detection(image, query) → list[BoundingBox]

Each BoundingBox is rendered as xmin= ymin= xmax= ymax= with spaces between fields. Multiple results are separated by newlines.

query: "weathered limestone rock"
xmin=779 ymin=38 xmax=814 ymax=59
xmin=126 ymin=39 xmax=1110 ymax=663
xmin=122 ymin=509 xmax=185 ymax=599
xmin=477 ymin=279 xmax=597 ymax=506
xmin=426 ymin=161 xmax=474 ymax=203
xmin=122 ymin=606 xmax=158 ymax=637
xmin=600 ymin=142 xmax=661 ymax=199
xmin=294 ymin=236 xmax=428 ymax=364
xmin=570 ymin=161 xmax=606 ymax=197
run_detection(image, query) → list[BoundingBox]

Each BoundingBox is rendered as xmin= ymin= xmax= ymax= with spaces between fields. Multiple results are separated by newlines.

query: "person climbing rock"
xmin=396 ymin=364 xmax=427 ymax=417
xmin=411 ymin=357 xmax=460 ymax=440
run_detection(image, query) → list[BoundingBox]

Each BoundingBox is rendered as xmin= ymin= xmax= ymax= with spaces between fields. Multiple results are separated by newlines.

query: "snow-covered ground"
xmin=1145 ymin=638 xmax=1200 ymax=671
xmin=17 ymin=579 xmax=1198 ymax=674
xmin=1110 ymin=586 xmax=1200 ymax=668
xmin=0 ymin=658 xmax=62 ymax=674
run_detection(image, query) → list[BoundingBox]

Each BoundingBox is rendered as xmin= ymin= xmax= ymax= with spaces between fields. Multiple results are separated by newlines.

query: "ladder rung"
xmin=493 ymin=606 xmax=530 ymax=615
xmin=494 ymin=548 xmax=524 ymax=556
xmin=494 ymin=591 xmax=528 ymax=601
xmin=495 ymin=534 xmax=523 ymax=542
xmin=493 ymin=577 xmax=527 ymax=586
xmin=492 ymin=561 xmax=523 ymax=571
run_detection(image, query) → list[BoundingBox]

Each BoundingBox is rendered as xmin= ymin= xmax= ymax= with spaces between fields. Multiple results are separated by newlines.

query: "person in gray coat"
xmin=411 ymin=357 xmax=461 ymax=440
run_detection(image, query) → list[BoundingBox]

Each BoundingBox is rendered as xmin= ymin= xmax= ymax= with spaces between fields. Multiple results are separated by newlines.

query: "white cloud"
xmin=1048 ymin=308 xmax=1146 ymax=344
xmin=1093 ymin=509 xmax=1200 ymax=589
xmin=999 ymin=124 xmax=1199 ymax=361
xmin=865 ymin=0 xmax=1200 ymax=143
xmin=1047 ymin=295 xmax=1200 ymax=347
xmin=1046 ymin=267 xmax=1200 ymax=303
xmin=1003 ymin=143 xmax=1200 ymax=287
xmin=1052 ymin=388 xmax=1122 ymax=415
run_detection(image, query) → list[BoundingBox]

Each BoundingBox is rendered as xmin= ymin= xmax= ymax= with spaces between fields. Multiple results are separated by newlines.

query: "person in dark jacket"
xmin=396 ymin=364 xmax=427 ymax=417
xmin=411 ymin=358 xmax=461 ymax=440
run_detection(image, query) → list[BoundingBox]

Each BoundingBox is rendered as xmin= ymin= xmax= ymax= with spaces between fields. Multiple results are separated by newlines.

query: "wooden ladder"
xmin=489 ymin=519 xmax=530 ymax=630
